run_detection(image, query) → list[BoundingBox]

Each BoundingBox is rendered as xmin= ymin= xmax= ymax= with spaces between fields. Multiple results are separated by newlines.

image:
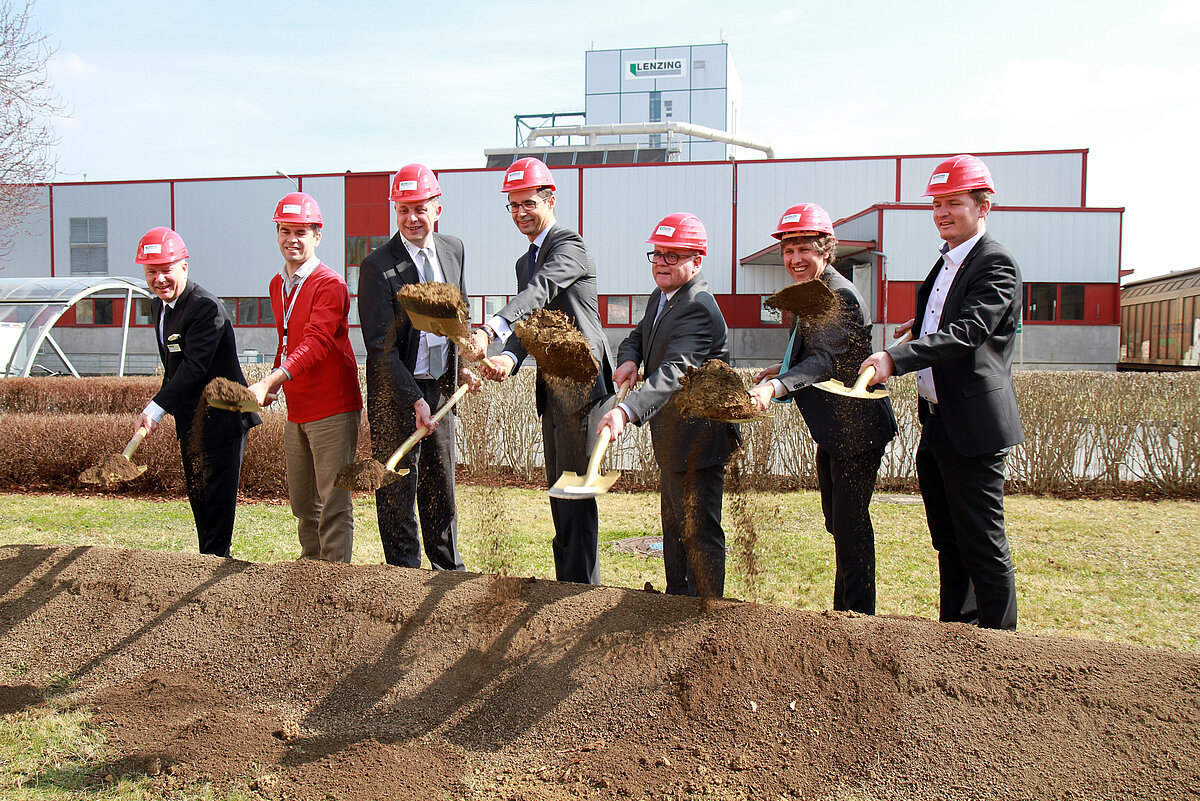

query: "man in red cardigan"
xmin=249 ymin=192 xmax=363 ymax=563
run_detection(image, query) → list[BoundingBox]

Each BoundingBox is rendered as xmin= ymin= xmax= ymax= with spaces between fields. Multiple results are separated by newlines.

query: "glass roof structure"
xmin=0 ymin=277 xmax=151 ymax=377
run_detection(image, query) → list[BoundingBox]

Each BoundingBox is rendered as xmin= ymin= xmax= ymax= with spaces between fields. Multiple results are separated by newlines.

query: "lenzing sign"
xmin=626 ymin=59 xmax=685 ymax=78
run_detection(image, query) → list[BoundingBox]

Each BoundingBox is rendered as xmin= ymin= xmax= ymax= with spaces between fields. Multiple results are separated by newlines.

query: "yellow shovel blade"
xmin=548 ymin=469 xmax=621 ymax=500
xmin=813 ymin=378 xmax=890 ymax=400
xmin=400 ymin=305 xmax=469 ymax=340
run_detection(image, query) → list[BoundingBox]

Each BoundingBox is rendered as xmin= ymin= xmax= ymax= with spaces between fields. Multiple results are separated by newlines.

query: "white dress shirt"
xmin=915 ymin=229 xmax=985 ymax=403
xmin=401 ymin=238 xmax=450 ymax=378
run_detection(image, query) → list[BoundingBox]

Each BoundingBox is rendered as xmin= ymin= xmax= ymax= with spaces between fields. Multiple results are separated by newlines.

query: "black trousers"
xmin=916 ymin=413 xmax=1018 ymax=631
xmin=816 ymin=444 xmax=884 ymax=615
xmin=374 ymin=378 xmax=462 ymax=571
xmin=179 ymin=415 xmax=248 ymax=558
xmin=542 ymin=395 xmax=609 ymax=586
xmin=660 ymin=462 xmax=726 ymax=598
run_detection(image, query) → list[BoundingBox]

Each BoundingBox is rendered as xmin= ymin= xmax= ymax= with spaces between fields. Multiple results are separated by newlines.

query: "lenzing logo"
xmin=626 ymin=59 xmax=685 ymax=78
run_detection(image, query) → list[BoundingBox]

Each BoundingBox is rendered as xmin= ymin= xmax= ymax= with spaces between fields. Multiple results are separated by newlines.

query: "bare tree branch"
xmin=0 ymin=0 xmax=62 ymax=262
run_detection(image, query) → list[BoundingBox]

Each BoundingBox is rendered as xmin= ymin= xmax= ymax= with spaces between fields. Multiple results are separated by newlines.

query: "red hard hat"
xmin=646 ymin=212 xmax=707 ymax=255
xmin=272 ymin=191 xmax=323 ymax=225
xmin=390 ymin=163 xmax=441 ymax=204
xmin=924 ymin=154 xmax=995 ymax=197
xmin=135 ymin=227 xmax=188 ymax=265
xmin=501 ymin=157 xmax=556 ymax=193
xmin=772 ymin=203 xmax=834 ymax=240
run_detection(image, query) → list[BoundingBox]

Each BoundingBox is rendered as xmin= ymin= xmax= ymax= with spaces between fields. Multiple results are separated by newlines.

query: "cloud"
xmin=59 ymin=54 xmax=99 ymax=76
xmin=993 ymin=59 xmax=1200 ymax=122
xmin=233 ymin=100 xmax=270 ymax=120
xmin=1162 ymin=0 xmax=1200 ymax=25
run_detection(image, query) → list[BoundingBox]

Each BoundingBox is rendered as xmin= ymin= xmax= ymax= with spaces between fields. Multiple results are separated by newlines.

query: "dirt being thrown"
xmin=396 ymin=282 xmax=468 ymax=321
xmin=334 ymin=459 xmax=401 ymax=491
xmin=675 ymin=360 xmax=767 ymax=422
xmin=203 ymin=377 xmax=257 ymax=407
xmin=79 ymin=452 xmax=145 ymax=486
xmin=513 ymin=309 xmax=598 ymax=384
xmin=764 ymin=279 xmax=840 ymax=325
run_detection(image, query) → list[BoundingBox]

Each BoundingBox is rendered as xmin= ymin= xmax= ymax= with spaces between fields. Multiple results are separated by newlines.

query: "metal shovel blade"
xmin=206 ymin=397 xmax=262 ymax=412
xmin=549 ymin=408 xmax=621 ymax=500
xmin=814 ymin=365 xmax=890 ymax=400
xmin=398 ymin=303 xmax=470 ymax=341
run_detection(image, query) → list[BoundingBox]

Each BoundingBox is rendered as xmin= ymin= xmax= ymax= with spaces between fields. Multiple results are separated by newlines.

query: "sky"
xmin=30 ymin=0 xmax=1200 ymax=283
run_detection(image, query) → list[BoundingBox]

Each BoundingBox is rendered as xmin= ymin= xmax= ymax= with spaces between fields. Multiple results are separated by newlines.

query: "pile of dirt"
xmin=203 ymin=377 xmax=258 ymax=410
xmin=1 ymin=545 xmax=1198 ymax=800
xmin=513 ymin=309 xmax=598 ymax=384
xmin=675 ymin=360 xmax=768 ymax=422
xmin=78 ymin=453 xmax=145 ymax=486
xmin=334 ymin=458 xmax=401 ymax=491
xmin=396 ymin=282 xmax=469 ymax=321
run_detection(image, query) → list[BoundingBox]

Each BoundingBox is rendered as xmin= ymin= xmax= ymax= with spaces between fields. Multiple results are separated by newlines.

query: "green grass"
xmin=2 ymin=488 xmax=1200 ymax=800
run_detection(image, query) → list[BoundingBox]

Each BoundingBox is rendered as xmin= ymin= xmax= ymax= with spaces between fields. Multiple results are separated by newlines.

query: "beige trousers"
xmin=284 ymin=410 xmax=360 ymax=563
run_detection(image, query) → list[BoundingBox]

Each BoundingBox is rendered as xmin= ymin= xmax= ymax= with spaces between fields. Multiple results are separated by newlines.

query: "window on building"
xmin=236 ymin=298 xmax=258 ymax=325
xmin=132 ymin=298 xmax=154 ymax=325
xmin=69 ymin=217 xmax=108 ymax=276
xmin=632 ymin=294 xmax=650 ymax=324
xmin=259 ymin=298 xmax=275 ymax=325
xmin=606 ymin=295 xmax=631 ymax=326
xmin=483 ymin=295 xmax=510 ymax=321
xmin=468 ymin=296 xmax=483 ymax=325
xmin=220 ymin=297 xmax=273 ymax=325
xmin=1025 ymin=283 xmax=1086 ymax=323
xmin=346 ymin=265 xmax=360 ymax=295
xmin=345 ymin=236 xmax=389 ymax=271
xmin=76 ymin=298 xmax=114 ymax=325
xmin=761 ymin=296 xmax=783 ymax=325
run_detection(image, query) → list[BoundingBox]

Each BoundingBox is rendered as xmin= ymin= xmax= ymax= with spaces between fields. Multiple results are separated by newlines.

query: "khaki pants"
xmin=285 ymin=410 xmax=360 ymax=563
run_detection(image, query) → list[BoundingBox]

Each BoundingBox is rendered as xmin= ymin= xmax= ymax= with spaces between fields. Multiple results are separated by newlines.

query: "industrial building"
xmin=0 ymin=45 xmax=1124 ymax=376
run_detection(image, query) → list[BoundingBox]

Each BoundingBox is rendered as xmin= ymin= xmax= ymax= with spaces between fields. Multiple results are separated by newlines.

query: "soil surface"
xmin=78 ymin=453 xmax=146 ymax=486
xmin=2 ymin=544 xmax=1199 ymax=801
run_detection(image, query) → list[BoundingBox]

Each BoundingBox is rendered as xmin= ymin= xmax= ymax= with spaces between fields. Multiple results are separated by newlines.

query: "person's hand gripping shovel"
xmin=549 ymin=383 xmax=631 ymax=500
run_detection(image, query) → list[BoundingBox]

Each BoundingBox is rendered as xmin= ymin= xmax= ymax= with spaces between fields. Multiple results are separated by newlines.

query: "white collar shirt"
xmin=915 ymin=228 xmax=985 ymax=403
xmin=281 ymin=256 xmax=321 ymax=295
xmin=401 ymin=238 xmax=450 ymax=379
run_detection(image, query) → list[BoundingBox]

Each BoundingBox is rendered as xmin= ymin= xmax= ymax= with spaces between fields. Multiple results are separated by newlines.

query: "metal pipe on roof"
xmin=526 ymin=121 xmax=775 ymax=159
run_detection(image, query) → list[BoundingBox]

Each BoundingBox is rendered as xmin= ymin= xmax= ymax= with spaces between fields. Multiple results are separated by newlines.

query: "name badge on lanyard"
xmin=281 ymin=274 xmax=307 ymax=360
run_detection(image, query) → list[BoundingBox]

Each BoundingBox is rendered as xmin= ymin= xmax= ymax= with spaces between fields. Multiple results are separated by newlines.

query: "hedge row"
xmin=2 ymin=369 xmax=1198 ymax=498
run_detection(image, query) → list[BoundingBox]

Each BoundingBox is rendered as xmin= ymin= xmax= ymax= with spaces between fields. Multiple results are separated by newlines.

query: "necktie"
xmin=417 ymin=249 xmax=447 ymax=377
xmin=160 ymin=304 xmax=173 ymax=346
xmin=520 ymin=243 xmax=538 ymax=290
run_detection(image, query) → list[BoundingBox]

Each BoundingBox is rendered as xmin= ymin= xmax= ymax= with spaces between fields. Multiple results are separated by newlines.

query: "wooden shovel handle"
xmin=582 ymin=427 xmax=613 ymax=483
xmin=385 ymin=383 xmax=470 ymax=472
xmin=123 ymin=426 xmax=148 ymax=460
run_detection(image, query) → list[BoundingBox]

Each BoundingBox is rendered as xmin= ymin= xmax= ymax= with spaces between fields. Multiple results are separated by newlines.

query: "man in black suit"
xmin=748 ymin=204 xmax=896 ymax=615
xmin=358 ymin=164 xmax=479 ymax=570
xmin=136 ymin=227 xmax=259 ymax=558
xmin=862 ymin=155 xmax=1024 ymax=630
xmin=467 ymin=157 xmax=614 ymax=585
xmin=597 ymin=214 xmax=738 ymax=598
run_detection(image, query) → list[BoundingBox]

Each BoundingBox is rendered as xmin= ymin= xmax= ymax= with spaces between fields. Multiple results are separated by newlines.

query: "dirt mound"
xmin=78 ymin=452 xmax=146 ymax=486
xmin=2 ymin=544 xmax=1198 ymax=800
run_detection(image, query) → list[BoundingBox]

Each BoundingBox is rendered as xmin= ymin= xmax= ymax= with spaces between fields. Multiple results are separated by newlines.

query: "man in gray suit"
xmin=469 ymin=157 xmax=614 ymax=585
xmin=861 ymin=154 xmax=1024 ymax=630
xmin=597 ymin=213 xmax=739 ymax=597
xmin=358 ymin=163 xmax=479 ymax=570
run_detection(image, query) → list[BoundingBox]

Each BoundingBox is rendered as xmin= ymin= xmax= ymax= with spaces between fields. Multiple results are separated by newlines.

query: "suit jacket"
xmin=889 ymin=232 xmax=1025 ymax=456
xmin=497 ymin=223 xmax=614 ymax=414
xmin=616 ymin=273 xmax=739 ymax=472
xmin=152 ymin=281 xmax=259 ymax=439
xmin=776 ymin=268 xmax=896 ymax=460
xmin=358 ymin=231 xmax=464 ymax=419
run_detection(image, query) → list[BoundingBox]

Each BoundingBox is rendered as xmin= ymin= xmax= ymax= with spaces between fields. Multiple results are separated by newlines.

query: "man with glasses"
xmin=596 ymin=213 xmax=738 ymax=597
xmin=358 ymin=164 xmax=480 ymax=571
xmin=469 ymin=157 xmax=614 ymax=585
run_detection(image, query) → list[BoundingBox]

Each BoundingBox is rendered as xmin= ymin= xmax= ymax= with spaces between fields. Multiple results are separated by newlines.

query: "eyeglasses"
xmin=646 ymin=251 xmax=687 ymax=265
xmin=505 ymin=198 xmax=546 ymax=213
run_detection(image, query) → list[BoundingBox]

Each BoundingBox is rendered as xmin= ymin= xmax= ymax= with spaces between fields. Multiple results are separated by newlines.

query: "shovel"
xmin=549 ymin=384 xmax=630 ymax=500
xmin=204 ymin=377 xmax=262 ymax=413
xmin=813 ymin=332 xmax=913 ymax=400
xmin=764 ymin=278 xmax=836 ymax=319
xmin=80 ymin=426 xmax=149 ymax=485
xmin=397 ymin=294 xmax=497 ymax=370
xmin=384 ymin=382 xmax=472 ymax=477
